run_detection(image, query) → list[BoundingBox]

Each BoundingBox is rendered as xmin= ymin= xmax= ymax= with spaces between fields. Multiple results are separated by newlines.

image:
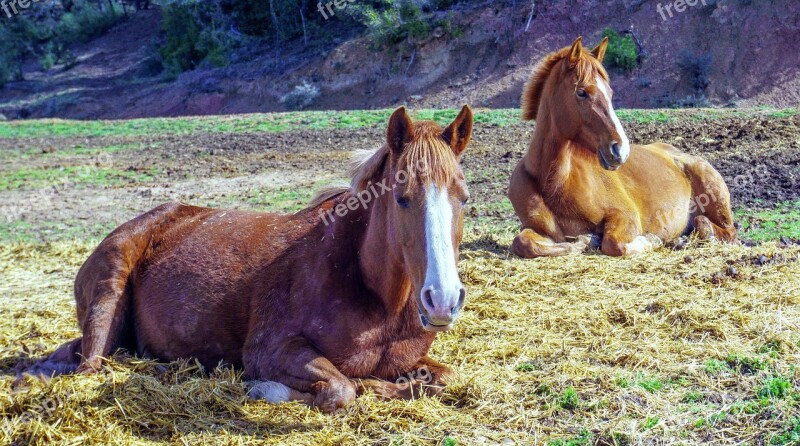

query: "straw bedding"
xmin=2 ymin=234 xmax=798 ymax=445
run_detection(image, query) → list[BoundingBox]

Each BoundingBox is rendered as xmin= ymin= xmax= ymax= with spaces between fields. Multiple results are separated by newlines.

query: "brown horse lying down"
xmin=35 ymin=106 xmax=474 ymax=413
xmin=509 ymin=37 xmax=736 ymax=258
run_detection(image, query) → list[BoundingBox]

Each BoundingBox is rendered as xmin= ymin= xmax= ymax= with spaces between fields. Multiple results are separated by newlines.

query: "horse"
xmin=33 ymin=105 xmax=474 ymax=413
xmin=508 ymin=37 xmax=736 ymax=258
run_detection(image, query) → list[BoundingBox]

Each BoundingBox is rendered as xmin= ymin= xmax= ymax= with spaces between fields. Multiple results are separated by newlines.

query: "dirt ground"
xmin=0 ymin=114 xmax=798 ymax=242
xmin=1 ymin=112 xmax=799 ymax=445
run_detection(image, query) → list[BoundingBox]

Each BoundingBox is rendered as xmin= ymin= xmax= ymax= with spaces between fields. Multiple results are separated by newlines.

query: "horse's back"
xmin=75 ymin=201 xmax=315 ymax=368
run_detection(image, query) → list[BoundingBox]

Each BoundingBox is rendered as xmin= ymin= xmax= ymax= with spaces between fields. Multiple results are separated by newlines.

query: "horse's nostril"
xmin=456 ymin=288 xmax=466 ymax=311
xmin=423 ymin=289 xmax=435 ymax=310
xmin=610 ymin=142 xmax=621 ymax=159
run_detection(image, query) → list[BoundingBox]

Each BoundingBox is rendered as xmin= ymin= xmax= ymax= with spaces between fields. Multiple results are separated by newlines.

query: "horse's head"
xmin=523 ymin=36 xmax=631 ymax=171
xmin=384 ymin=105 xmax=473 ymax=332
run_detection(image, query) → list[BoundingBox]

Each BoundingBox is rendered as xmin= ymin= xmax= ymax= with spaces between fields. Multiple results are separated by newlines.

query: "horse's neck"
xmin=330 ymin=191 xmax=412 ymax=317
xmin=527 ymin=116 xmax=572 ymax=189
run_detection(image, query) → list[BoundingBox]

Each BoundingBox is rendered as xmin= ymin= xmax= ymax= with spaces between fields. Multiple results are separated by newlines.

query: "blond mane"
xmin=307 ymin=121 xmax=458 ymax=209
xmin=521 ymin=45 xmax=609 ymax=121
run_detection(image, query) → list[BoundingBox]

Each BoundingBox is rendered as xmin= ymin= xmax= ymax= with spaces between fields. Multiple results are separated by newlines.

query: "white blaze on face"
xmin=422 ymin=184 xmax=462 ymax=309
xmin=596 ymin=74 xmax=630 ymax=162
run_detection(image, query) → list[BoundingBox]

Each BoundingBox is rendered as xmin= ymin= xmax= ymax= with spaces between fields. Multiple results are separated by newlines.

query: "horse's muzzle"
xmin=598 ymin=142 xmax=628 ymax=171
xmin=417 ymin=286 xmax=466 ymax=332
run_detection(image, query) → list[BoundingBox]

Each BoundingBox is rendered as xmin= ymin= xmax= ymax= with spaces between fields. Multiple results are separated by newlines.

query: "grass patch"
xmin=682 ymin=391 xmax=704 ymax=404
xmin=0 ymin=166 xmax=157 ymax=191
xmin=0 ymin=109 xmax=518 ymax=139
xmin=441 ymin=437 xmax=458 ymax=446
xmin=246 ymin=186 xmax=319 ymax=214
xmin=548 ymin=429 xmax=591 ymax=446
xmin=515 ymin=361 xmax=536 ymax=372
xmin=772 ymin=418 xmax=800 ymax=445
xmin=725 ymin=353 xmax=768 ymax=375
xmin=557 ymin=386 xmax=580 ymax=410
xmin=759 ymin=376 xmax=792 ymax=400
xmin=736 ymin=201 xmax=800 ymax=241
xmin=2 ymin=108 xmax=794 ymax=139
xmin=704 ymin=359 xmax=731 ymax=375
xmin=642 ymin=416 xmax=659 ymax=431
xmin=637 ymin=376 xmax=665 ymax=393
xmin=0 ymin=219 xmax=119 ymax=244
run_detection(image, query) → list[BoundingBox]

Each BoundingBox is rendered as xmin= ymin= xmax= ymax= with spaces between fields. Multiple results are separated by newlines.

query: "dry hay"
xmin=1 ymin=232 xmax=799 ymax=445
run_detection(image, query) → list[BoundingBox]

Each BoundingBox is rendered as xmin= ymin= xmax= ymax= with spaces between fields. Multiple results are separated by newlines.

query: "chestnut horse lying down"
xmin=35 ymin=106 xmax=474 ymax=413
xmin=509 ymin=37 xmax=736 ymax=258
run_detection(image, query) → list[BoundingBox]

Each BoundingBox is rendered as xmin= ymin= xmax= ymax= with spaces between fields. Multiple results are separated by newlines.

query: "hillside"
xmin=0 ymin=0 xmax=798 ymax=119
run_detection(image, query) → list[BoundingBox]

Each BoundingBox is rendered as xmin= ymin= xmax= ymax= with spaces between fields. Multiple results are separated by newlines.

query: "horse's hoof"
xmin=643 ymin=234 xmax=663 ymax=248
xmin=312 ymin=380 xmax=356 ymax=414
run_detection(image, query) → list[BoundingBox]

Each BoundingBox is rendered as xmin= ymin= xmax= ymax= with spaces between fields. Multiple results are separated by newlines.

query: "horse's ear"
xmin=568 ymin=36 xmax=583 ymax=67
xmin=442 ymin=104 xmax=473 ymax=157
xmin=387 ymin=106 xmax=414 ymax=155
xmin=591 ymin=36 xmax=608 ymax=63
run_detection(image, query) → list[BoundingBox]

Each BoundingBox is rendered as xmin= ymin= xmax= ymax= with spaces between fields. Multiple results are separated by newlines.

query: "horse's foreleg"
xmin=601 ymin=210 xmax=658 ymax=256
xmin=513 ymin=229 xmax=590 ymax=258
xmin=509 ymin=163 xmax=589 ymax=258
xmin=243 ymin=336 xmax=356 ymax=413
xmin=353 ymin=356 xmax=453 ymax=400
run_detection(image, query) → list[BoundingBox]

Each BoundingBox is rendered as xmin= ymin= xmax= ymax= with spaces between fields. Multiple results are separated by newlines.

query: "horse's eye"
xmin=396 ymin=196 xmax=410 ymax=208
xmin=576 ymin=89 xmax=588 ymax=99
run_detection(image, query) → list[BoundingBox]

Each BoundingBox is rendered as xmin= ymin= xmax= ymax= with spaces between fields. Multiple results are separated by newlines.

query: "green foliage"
xmin=515 ymin=361 xmax=536 ymax=372
xmin=642 ymin=416 xmax=659 ymax=431
xmin=441 ymin=437 xmax=458 ymax=446
xmin=771 ymin=418 xmax=800 ymax=445
xmin=342 ymin=0 xmax=461 ymax=49
xmin=557 ymin=386 xmax=580 ymax=410
xmin=601 ymin=28 xmax=639 ymax=72
xmin=638 ymin=377 xmax=664 ymax=392
xmin=159 ymin=1 xmax=235 ymax=75
xmin=56 ymin=1 xmax=124 ymax=45
xmin=725 ymin=353 xmax=768 ymax=374
xmin=703 ymin=359 xmax=731 ymax=375
xmin=759 ymin=376 xmax=791 ymax=400
xmin=0 ymin=0 xmax=123 ymax=87
xmin=547 ymin=429 xmax=591 ymax=446
xmin=682 ymin=391 xmax=704 ymax=403
xmin=222 ymin=0 xmax=307 ymax=40
xmin=0 ymin=23 xmax=27 ymax=86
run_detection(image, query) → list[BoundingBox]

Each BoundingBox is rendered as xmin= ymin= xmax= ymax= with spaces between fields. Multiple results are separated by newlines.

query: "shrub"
xmin=280 ymin=81 xmax=320 ymax=110
xmin=678 ymin=50 xmax=712 ymax=94
xmin=0 ymin=0 xmax=124 ymax=85
xmin=159 ymin=1 xmax=236 ymax=75
xmin=602 ymin=28 xmax=639 ymax=72
xmin=343 ymin=0 xmax=459 ymax=49
xmin=0 ymin=24 xmax=25 ymax=86
xmin=56 ymin=0 xmax=123 ymax=45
